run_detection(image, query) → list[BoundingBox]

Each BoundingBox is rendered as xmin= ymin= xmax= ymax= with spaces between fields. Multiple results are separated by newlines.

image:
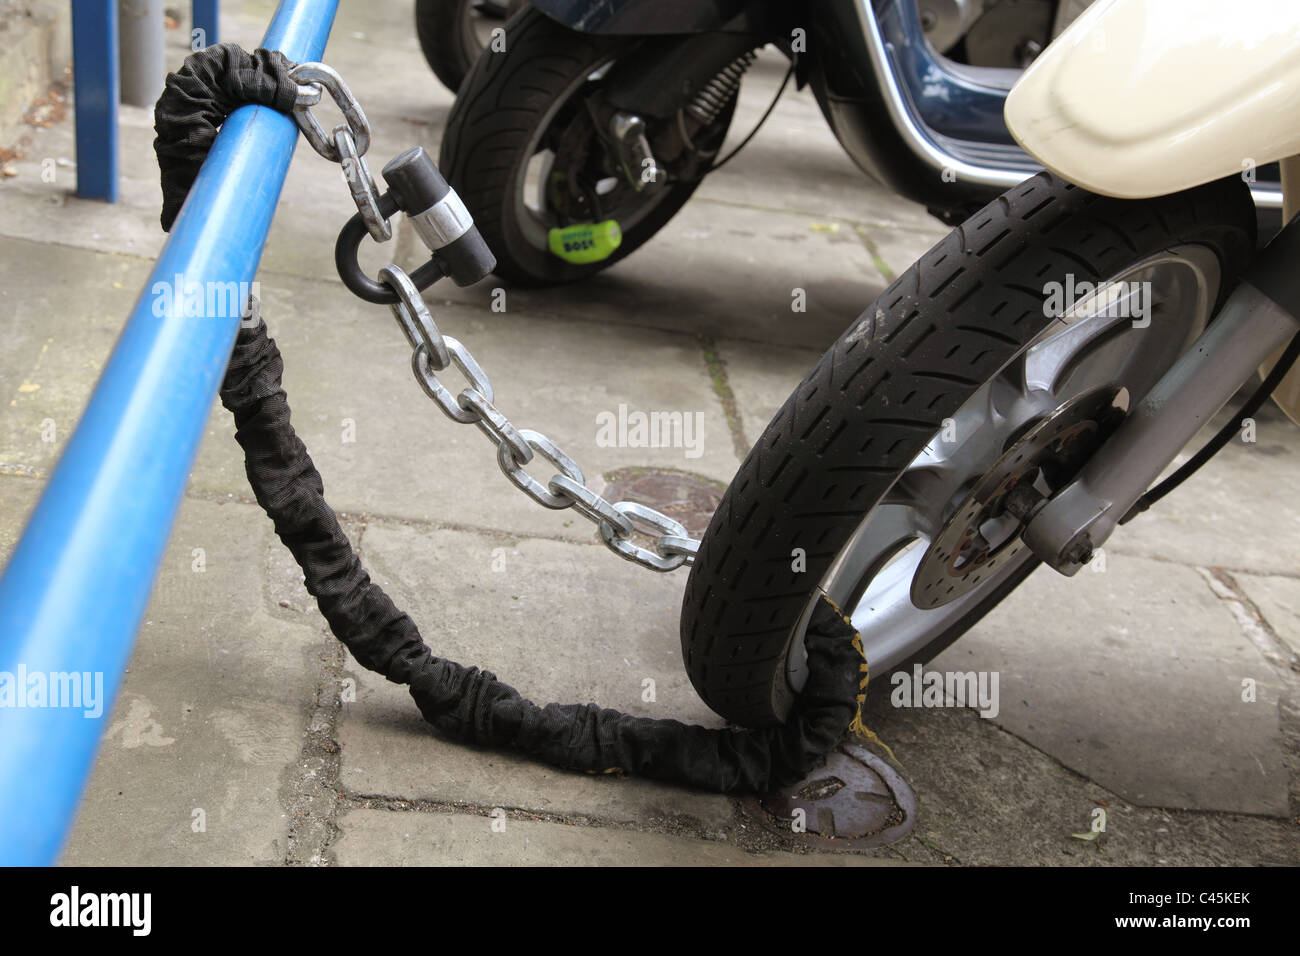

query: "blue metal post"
xmin=71 ymin=0 xmax=120 ymax=202
xmin=0 ymin=0 xmax=339 ymax=866
xmin=192 ymin=0 xmax=219 ymax=47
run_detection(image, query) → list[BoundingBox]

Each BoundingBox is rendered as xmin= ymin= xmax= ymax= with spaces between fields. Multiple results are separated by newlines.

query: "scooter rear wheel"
xmin=439 ymin=7 xmax=735 ymax=287
xmin=680 ymin=171 xmax=1257 ymax=728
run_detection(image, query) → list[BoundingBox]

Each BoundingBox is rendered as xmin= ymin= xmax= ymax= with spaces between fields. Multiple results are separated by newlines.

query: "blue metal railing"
xmin=193 ymin=0 xmax=222 ymax=47
xmin=72 ymin=3 xmax=224 ymax=202
xmin=0 ymin=0 xmax=340 ymax=866
xmin=71 ymin=1 xmax=120 ymax=201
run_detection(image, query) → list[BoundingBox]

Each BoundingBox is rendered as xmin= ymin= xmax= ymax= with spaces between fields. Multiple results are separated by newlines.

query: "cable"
xmin=705 ymin=59 xmax=795 ymax=175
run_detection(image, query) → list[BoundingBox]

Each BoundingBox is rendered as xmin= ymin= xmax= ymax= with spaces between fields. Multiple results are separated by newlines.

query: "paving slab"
xmin=0 ymin=237 xmax=151 ymax=472
xmin=0 ymin=97 xmax=168 ymax=263
xmin=431 ymin=197 xmax=891 ymax=354
xmin=331 ymin=806 xmax=903 ymax=866
xmin=337 ymin=521 xmax=737 ymax=829
xmin=861 ymin=699 xmax=1298 ymax=866
xmin=714 ymin=337 xmax=823 ymax=449
xmin=928 ymin=553 xmax=1289 ymax=816
xmin=1235 ymin=571 xmax=1300 ymax=660
xmin=58 ymin=496 xmax=322 ymax=865
xmin=185 ymin=269 xmax=740 ymax=537
xmin=0 ymin=475 xmax=40 ymax=565
xmin=236 ymin=0 xmax=433 ymax=78
xmin=853 ymin=218 xmax=950 ymax=285
xmin=355 ymin=523 xmax=711 ymax=719
xmin=1107 ymin=398 xmax=1300 ymax=575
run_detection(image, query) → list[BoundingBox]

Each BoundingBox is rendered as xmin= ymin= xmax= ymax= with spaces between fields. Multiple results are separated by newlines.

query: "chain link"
xmin=291 ymin=63 xmax=391 ymax=242
xmin=599 ymin=502 xmax=692 ymax=572
xmin=379 ymin=265 xmax=449 ymax=368
xmin=292 ymin=62 xmax=701 ymax=571
xmin=335 ymin=127 xmax=390 ymax=243
xmin=412 ymin=336 xmax=492 ymax=424
xmin=458 ymin=389 xmax=534 ymax=469
xmin=289 ymin=62 xmax=371 ymax=160
xmin=497 ymin=430 xmax=585 ymax=510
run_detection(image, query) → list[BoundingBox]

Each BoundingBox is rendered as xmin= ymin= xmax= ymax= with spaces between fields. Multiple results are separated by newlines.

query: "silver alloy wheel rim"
xmin=784 ymin=245 xmax=1221 ymax=692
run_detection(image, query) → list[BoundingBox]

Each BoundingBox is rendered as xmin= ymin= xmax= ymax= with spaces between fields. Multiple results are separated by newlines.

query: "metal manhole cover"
xmin=743 ymin=740 xmax=917 ymax=849
xmin=601 ymin=467 xmax=724 ymax=538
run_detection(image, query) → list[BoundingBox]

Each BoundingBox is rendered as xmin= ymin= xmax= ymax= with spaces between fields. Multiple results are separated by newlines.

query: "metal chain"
xmin=290 ymin=64 xmax=702 ymax=572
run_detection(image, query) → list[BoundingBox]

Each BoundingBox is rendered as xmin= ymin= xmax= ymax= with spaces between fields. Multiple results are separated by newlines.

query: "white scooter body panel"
xmin=1005 ymin=0 xmax=1300 ymax=198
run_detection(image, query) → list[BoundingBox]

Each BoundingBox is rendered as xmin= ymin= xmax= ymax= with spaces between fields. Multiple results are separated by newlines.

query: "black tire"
xmin=439 ymin=7 xmax=730 ymax=287
xmin=680 ymin=171 xmax=1257 ymax=728
xmin=415 ymin=0 xmax=494 ymax=93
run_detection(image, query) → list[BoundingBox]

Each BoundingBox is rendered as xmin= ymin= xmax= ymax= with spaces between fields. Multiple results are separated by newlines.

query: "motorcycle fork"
xmin=1021 ymin=208 xmax=1300 ymax=575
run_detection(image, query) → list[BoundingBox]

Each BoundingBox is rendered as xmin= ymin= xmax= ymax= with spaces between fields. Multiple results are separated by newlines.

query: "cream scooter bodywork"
xmin=1004 ymin=0 xmax=1300 ymax=199
xmin=1004 ymin=0 xmax=1300 ymax=422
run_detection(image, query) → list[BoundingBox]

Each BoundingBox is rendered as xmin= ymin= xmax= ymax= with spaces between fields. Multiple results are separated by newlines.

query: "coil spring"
xmin=685 ymin=51 xmax=758 ymax=126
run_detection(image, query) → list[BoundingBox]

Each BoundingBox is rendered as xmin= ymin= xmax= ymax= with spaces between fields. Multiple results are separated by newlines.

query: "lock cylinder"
xmin=382 ymin=146 xmax=496 ymax=287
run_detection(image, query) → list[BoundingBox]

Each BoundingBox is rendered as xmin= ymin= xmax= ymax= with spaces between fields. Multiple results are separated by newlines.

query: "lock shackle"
xmin=335 ymin=190 xmax=445 ymax=304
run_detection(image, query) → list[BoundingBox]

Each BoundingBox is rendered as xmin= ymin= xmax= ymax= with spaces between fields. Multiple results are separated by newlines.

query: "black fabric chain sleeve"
xmin=154 ymin=43 xmax=299 ymax=232
xmin=152 ymin=39 xmax=863 ymax=791
xmin=218 ymin=320 xmax=862 ymax=792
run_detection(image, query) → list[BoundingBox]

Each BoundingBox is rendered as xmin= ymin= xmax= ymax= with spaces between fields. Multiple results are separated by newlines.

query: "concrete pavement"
xmin=0 ymin=0 xmax=1296 ymax=865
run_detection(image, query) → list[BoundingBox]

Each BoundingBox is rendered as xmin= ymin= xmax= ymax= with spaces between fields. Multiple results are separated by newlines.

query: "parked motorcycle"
xmin=677 ymin=0 xmax=1300 ymax=727
xmin=437 ymin=0 xmax=1283 ymax=286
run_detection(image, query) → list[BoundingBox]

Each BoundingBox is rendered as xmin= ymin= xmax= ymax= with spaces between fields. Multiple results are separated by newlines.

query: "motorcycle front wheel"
xmin=439 ymin=7 xmax=736 ymax=287
xmin=680 ymin=171 xmax=1257 ymax=728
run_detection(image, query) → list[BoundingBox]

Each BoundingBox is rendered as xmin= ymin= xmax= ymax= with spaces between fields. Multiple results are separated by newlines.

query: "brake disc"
xmin=911 ymin=385 xmax=1129 ymax=609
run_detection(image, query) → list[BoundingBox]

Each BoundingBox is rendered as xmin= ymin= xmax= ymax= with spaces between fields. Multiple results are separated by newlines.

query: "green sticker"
xmin=548 ymin=220 xmax=622 ymax=264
